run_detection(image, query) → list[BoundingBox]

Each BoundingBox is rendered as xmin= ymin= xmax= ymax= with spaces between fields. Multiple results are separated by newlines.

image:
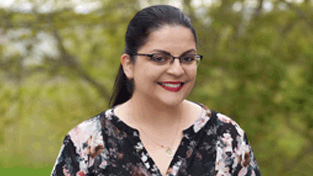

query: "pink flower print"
xmin=238 ymin=167 xmax=248 ymax=175
xmin=76 ymin=171 xmax=86 ymax=176
xmin=215 ymin=161 xmax=231 ymax=176
xmin=221 ymin=133 xmax=233 ymax=153
xmin=186 ymin=149 xmax=193 ymax=158
xmin=88 ymin=158 xmax=95 ymax=167
xmin=62 ymin=166 xmax=71 ymax=176
xmin=99 ymin=160 xmax=107 ymax=169
xmin=193 ymin=116 xmax=209 ymax=133
xmin=217 ymin=113 xmax=232 ymax=124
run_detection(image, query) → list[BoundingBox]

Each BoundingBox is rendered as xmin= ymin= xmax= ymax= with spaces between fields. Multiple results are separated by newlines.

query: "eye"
xmin=181 ymin=55 xmax=196 ymax=63
xmin=151 ymin=54 xmax=169 ymax=64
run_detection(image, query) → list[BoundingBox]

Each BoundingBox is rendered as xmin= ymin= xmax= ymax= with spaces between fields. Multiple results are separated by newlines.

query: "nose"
xmin=166 ymin=59 xmax=185 ymax=77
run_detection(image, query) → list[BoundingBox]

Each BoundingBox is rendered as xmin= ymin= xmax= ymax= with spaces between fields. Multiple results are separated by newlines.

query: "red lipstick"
xmin=158 ymin=81 xmax=184 ymax=92
xmin=163 ymin=81 xmax=182 ymax=84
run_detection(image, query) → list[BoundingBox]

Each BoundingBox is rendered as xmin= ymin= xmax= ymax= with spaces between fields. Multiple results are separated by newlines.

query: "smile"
xmin=157 ymin=81 xmax=185 ymax=92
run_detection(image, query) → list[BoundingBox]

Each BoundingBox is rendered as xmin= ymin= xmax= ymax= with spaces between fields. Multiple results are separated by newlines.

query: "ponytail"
xmin=109 ymin=64 xmax=134 ymax=107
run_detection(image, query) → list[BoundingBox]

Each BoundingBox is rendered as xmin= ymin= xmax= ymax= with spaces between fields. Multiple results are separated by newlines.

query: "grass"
xmin=0 ymin=167 xmax=53 ymax=176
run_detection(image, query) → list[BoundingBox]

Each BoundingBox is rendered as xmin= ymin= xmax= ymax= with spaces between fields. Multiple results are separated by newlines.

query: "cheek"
xmin=132 ymin=66 xmax=160 ymax=87
xmin=186 ymin=70 xmax=197 ymax=88
xmin=188 ymin=69 xmax=197 ymax=80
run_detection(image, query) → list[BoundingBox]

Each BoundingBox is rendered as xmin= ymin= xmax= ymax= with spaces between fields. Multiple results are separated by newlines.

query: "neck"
xmin=127 ymin=95 xmax=186 ymax=131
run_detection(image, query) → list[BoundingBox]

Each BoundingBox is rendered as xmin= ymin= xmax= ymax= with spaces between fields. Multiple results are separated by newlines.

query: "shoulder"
xmin=215 ymin=112 xmax=245 ymax=138
xmin=191 ymin=103 xmax=244 ymax=133
xmin=52 ymin=111 xmax=110 ymax=175
xmin=211 ymin=111 xmax=261 ymax=175
xmin=195 ymin=103 xmax=249 ymax=149
xmin=64 ymin=110 xmax=110 ymax=157
xmin=68 ymin=112 xmax=104 ymax=143
xmin=211 ymin=111 xmax=248 ymax=149
xmin=212 ymin=112 xmax=248 ymax=154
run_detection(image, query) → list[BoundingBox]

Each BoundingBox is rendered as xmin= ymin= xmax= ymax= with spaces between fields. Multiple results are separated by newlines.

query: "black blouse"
xmin=51 ymin=103 xmax=261 ymax=176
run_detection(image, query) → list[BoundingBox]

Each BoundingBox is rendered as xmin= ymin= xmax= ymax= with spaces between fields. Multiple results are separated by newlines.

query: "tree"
xmin=0 ymin=0 xmax=312 ymax=175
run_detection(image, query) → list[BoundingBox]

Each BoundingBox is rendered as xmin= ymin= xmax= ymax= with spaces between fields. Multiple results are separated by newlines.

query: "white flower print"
xmin=141 ymin=154 xmax=148 ymax=162
xmin=221 ymin=133 xmax=233 ymax=153
xmin=193 ymin=109 xmax=209 ymax=133
xmin=144 ymin=161 xmax=150 ymax=169
xmin=52 ymin=105 xmax=260 ymax=176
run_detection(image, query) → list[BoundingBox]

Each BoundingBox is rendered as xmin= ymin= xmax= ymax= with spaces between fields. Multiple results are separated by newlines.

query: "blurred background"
xmin=0 ymin=0 xmax=312 ymax=175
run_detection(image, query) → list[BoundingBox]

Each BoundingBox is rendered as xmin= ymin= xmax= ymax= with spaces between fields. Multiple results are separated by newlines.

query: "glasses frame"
xmin=133 ymin=53 xmax=203 ymax=67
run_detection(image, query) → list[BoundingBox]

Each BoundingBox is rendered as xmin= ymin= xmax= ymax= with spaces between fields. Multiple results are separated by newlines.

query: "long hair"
xmin=109 ymin=5 xmax=197 ymax=108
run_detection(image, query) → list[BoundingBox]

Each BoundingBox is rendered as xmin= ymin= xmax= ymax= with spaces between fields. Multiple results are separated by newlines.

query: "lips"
xmin=157 ymin=81 xmax=185 ymax=92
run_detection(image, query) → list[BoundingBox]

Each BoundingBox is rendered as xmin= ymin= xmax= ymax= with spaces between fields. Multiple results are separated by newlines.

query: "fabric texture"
xmin=51 ymin=103 xmax=261 ymax=176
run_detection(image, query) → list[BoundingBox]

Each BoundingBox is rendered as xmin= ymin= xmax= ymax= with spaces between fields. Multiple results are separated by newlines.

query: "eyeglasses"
xmin=133 ymin=53 xmax=203 ymax=67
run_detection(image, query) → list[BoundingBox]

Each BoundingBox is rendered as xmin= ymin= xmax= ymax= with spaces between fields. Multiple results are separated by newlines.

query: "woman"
xmin=52 ymin=5 xmax=261 ymax=176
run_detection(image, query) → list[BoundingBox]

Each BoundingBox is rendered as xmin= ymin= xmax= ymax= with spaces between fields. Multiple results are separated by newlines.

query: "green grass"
xmin=0 ymin=167 xmax=53 ymax=176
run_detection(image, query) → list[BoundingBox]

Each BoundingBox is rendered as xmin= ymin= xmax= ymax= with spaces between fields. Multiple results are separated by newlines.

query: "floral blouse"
xmin=51 ymin=104 xmax=261 ymax=176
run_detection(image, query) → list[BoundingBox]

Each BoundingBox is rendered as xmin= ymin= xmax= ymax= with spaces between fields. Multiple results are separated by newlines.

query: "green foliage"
xmin=0 ymin=0 xmax=312 ymax=175
xmin=0 ymin=167 xmax=52 ymax=176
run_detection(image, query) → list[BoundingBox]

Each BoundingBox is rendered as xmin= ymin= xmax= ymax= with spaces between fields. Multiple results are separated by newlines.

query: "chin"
xmin=159 ymin=90 xmax=192 ymax=108
xmin=157 ymin=94 xmax=188 ymax=108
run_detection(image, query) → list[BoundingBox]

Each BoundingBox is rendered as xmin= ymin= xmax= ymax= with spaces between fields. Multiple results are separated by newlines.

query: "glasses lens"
xmin=151 ymin=54 xmax=170 ymax=64
xmin=181 ymin=54 xmax=197 ymax=65
xmin=195 ymin=55 xmax=202 ymax=66
xmin=149 ymin=53 xmax=202 ymax=67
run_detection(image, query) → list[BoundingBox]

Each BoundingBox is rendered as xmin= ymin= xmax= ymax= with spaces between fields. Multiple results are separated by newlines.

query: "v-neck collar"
xmin=104 ymin=103 xmax=213 ymax=176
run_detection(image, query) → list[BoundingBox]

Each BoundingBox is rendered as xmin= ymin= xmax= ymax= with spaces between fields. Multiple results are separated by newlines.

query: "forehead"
xmin=140 ymin=25 xmax=196 ymax=54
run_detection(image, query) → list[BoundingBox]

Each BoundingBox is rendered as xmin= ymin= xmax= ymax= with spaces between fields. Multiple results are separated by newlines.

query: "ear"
xmin=120 ymin=54 xmax=134 ymax=79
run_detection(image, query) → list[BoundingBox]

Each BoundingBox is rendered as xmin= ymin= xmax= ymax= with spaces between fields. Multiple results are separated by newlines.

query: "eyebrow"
xmin=151 ymin=49 xmax=196 ymax=56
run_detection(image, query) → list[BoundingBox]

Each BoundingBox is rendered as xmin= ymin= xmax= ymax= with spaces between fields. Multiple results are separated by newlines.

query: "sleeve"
xmin=51 ymin=135 xmax=87 ymax=176
xmin=215 ymin=114 xmax=261 ymax=176
xmin=231 ymin=133 xmax=261 ymax=176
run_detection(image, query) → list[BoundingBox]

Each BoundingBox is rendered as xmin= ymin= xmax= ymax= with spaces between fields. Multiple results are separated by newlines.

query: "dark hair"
xmin=109 ymin=5 xmax=198 ymax=107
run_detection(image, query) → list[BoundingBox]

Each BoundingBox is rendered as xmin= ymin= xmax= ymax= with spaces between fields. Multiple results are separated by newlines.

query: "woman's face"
xmin=127 ymin=25 xmax=198 ymax=107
